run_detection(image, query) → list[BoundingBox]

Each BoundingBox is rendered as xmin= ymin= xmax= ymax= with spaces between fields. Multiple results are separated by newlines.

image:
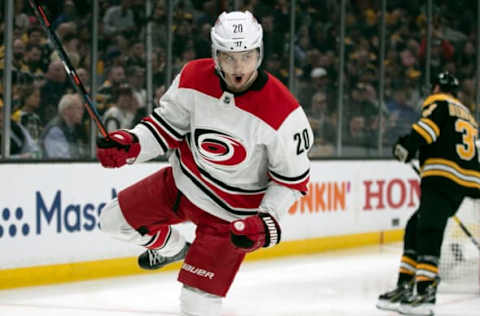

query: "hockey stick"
xmin=27 ymin=0 xmax=108 ymax=138
xmin=409 ymin=162 xmax=480 ymax=252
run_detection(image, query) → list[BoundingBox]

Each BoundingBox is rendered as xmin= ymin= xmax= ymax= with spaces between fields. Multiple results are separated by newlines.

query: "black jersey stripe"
xmin=197 ymin=167 xmax=267 ymax=194
xmin=139 ymin=121 xmax=169 ymax=153
xmin=152 ymin=111 xmax=183 ymax=140
xmin=269 ymin=168 xmax=310 ymax=183
xmin=175 ymin=151 xmax=258 ymax=216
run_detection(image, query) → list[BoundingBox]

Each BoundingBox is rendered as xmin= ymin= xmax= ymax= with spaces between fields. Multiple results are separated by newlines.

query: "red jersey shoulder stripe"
xmin=178 ymin=58 xmax=223 ymax=99
xmin=235 ymin=72 xmax=299 ymax=130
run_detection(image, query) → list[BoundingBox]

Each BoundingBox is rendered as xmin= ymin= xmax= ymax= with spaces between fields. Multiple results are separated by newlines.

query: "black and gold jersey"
xmin=411 ymin=93 xmax=480 ymax=197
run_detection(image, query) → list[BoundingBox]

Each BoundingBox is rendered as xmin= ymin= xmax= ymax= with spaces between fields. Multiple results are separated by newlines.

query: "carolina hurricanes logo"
xmin=194 ymin=129 xmax=247 ymax=166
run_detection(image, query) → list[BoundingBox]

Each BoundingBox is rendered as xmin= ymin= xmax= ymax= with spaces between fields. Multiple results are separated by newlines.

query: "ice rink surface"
xmin=1 ymin=243 xmax=479 ymax=316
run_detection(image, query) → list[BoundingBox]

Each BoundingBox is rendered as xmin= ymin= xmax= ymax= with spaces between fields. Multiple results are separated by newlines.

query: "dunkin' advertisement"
xmin=0 ymin=160 xmax=418 ymax=269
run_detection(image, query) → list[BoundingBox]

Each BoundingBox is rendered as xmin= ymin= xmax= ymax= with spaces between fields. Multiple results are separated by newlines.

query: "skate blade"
xmin=398 ymin=304 xmax=434 ymax=316
xmin=376 ymin=300 xmax=400 ymax=312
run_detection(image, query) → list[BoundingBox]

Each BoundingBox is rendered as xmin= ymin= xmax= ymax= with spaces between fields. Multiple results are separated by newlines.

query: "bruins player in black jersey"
xmin=376 ymin=72 xmax=480 ymax=316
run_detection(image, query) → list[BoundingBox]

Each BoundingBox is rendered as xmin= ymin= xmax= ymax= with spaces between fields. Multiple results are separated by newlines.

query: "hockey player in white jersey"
xmin=97 ymin=10 xmax=313 ymax=316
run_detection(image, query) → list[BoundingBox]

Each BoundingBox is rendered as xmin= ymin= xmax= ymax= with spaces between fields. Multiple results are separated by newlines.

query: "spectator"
xmin=50 ymin=0 xmax=83 ymax=27
xmin=458 ymin=78 xmax=476 ymax=112
xmin=195 ymin=0 xmax=217 ymax=27
xmin=97 ymin=65 xmax=127 ymax=114
xmin=457 ymin=40 xmax=475 ymax=79
xmin=347 ymin=82 xmax=379 ymax=123
xmin=260 ymin=13 xmax=285 ymax=63
xmin=76 ymin=68 xmax=90 ymax=93
xmin=419 ymin=32 xmax=455 ymax=75
xmin=194 ymin=23 xmax=212 ymax=59
xmin=41 ymin=93 xmax=87 ymax=159
xmin=385 ymin=85 xmax=419 ymax=146
xmin=50 ymin=32 xmax=81 ymax=67
xmin=342 ymin=115 xmax=375 ymax=155
xmin=127 ymin=66 xmax=146 ymax=108
xmin=55 ymin=22 xmax=78 ymax=40
xmin=26 ymin=26 xmax=52 ymax=70
xmin=173 ymin=21 xmax=194 ymax=60
xmin=174 ymin=43 xmax=196 ymax=73
xmin=294 ymin=32 xmax=312 ymax=69
xmin=39 ymin=60 xmax=69 ymax=124
xmin=126 ymin=41 xmax=145 ymax=68
xmin=150 ymin=2 xmax=168 ymax=48
xmin=152 ymin=48 xmax=166 ymax=87
xmin=308 ymin=91 xmax=336 ymax=157
xmin=103 ymin=84 xmax=139 ymax=132
xmin=298 ymin=67 xmax=328 ymax=110
xmin=23 ymin=44 xmax=46 ymax=76
xmin=14 ymin=0 xmax=30 ymax=33
xmin=15 ymin=85 xmax=43 ymax=144
xmin=103 ymin=46 xmax=126 ymax=70
xmin=103 ymin=0 xmax=136 ymax=37
xmin=12 ymin=39 xmax=28 ymax=73
xmin=0 ymin=102 xmax=39 ymax=158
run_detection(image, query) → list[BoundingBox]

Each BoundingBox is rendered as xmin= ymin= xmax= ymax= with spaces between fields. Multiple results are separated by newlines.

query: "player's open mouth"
xmin=234 ymin=75 xmax=243 ymax=83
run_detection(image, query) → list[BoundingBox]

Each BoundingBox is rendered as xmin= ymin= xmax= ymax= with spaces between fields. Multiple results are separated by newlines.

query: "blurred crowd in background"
xmin=0 ymin=0 xmax=478 ymax=160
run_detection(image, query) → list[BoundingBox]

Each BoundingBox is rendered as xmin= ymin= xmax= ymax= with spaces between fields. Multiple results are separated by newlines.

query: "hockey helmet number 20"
xmin=210 ymin=11 xmax=264 ymax=71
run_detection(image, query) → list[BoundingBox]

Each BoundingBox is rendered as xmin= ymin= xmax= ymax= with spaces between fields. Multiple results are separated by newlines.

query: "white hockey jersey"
xmin=130 ymin=58 xmax=313 ymax=222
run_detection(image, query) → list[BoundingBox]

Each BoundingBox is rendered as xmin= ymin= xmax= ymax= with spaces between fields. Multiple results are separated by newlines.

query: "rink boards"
xmin=0 ymin=160 xmax=418 ymax=289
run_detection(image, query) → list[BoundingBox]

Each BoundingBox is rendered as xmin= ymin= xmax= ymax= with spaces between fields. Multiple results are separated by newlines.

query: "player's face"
xmin=218 ymin=50 xmax=259 ymax=92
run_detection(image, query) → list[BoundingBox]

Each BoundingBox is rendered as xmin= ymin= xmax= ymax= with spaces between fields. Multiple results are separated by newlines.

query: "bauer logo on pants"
xmin=182 ymin=263 xmax=215 ymax=279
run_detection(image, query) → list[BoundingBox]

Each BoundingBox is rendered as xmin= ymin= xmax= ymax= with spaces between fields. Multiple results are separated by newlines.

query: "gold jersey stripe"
xmin=400 ymin=267 xmax=415 ymax=275
xmin=401 ymin=256 xmax=417 ymax=267
xmin=417 ymin=264 xmax=439 ymax=273
xmin=412 ymin=123 xmax=433 ymax=143
xmin=416 ymin=275 xmax=435 ymax=282
xmin=422 ymin=170 xmax=480 ymax=189
xmin=420 ymin=118 xmax=440 ymax=136
xmin=425 ymin=158 xmax=480 ymax=178
xmin=422 ymin=93 xmax=461 ymax=108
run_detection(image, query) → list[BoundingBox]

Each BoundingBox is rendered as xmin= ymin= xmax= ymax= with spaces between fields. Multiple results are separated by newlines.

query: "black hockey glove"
xmin=393 ymin=135 xmax=415 ymax=163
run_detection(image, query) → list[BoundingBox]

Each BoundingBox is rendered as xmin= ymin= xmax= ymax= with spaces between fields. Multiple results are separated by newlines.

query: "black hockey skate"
xmin=398 ymin=281 xmax=438 ymax=316
xmin=138 ymin=242 xmax=190 ymax=270
xmin=376 ymin=281 xmax=414 ymax=312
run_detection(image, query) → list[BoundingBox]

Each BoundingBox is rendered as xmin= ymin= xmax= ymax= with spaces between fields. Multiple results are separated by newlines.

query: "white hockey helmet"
xmin=210 ymin=11 xmax=263 ymax=72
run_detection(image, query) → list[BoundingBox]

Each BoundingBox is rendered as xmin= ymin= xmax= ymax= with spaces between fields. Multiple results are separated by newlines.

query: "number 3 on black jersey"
xmin=455 ymin=119 xmax=478 ymax=161
xmin=294 ymin=128 xmax=310 ymax=155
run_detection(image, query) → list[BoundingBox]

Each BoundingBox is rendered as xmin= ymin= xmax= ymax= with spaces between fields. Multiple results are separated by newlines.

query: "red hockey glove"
xmin=230 ymin=213 xmax=281 ymax=253
xmin=96 ymin=130 xmax=140 ymax=168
